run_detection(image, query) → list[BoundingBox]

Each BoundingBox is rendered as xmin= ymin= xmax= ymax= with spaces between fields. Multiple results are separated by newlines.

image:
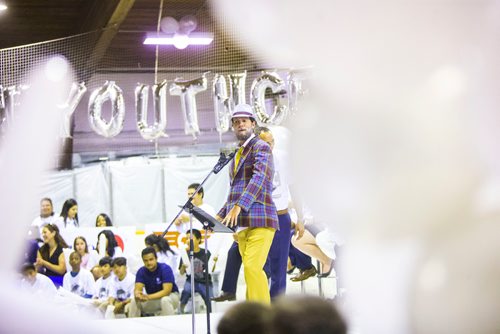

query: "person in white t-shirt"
xmin=54 ymin=198 xmax=79 ymax=232
xmin=73 ymin=236 xmax=99 ymax=271
xmin=62 ymin=251 xmax=95 ymax=298
xmin=20 ymin=262 xmax=57 ymax=299
xmin=92 ymin=257 xmax=114 ymax=314
xmin=174 ymin=183 xmax=216 ymax=233
xmin=105 ymin=257 xmax=136 ymax=319
xmin=31 ymin=197 xmax=59 ymax=236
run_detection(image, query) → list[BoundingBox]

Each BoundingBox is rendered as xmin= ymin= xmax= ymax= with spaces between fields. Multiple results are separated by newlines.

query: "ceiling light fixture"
xmin=0 ymin=2 xmax=8 ymax=11
xmin=143 ymin=32 xmax=214 ymax=48
xmin=144 ymin=15 xmax=213 ymax=49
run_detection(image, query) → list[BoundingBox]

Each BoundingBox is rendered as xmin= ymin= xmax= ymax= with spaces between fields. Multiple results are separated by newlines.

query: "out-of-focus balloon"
xmin=212 ymin=74 xmax=231 ymax=134
xmin=228 ymin=71 xmax=247 ymax=109
xmin=169 ymin=73 xmax=208 ymax=139
xmin=59 ymin=82 xmax=87 ymax=138
xmin=88 ymin=81 xmax=125 ymax=138
xmin=212 ymin=1 xmax=500 ymax=334
xmin=179 ymin=15 xmax=198 ymax=34
xmin=135 ymin=80 xmax=168 ymax=141
xmin=160 ymin=16 xmax=179 ymax=34
xmin=287 ymin=71 xmax=304 ymax=114
xmin=250 ymin=71 xmax=288 ymax=125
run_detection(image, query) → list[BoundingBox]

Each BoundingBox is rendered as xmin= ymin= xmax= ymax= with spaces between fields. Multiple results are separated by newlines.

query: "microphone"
xmin=213 ymin=149 xmax=236 ymax=174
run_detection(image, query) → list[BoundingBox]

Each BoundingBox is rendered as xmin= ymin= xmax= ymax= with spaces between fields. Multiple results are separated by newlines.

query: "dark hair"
xmin=188 ymin=183 xmax=204 ymax=198
xmin=95 ymin=213 xmax=113 ymax=227
xmin=96 ymin=230 xmax=118 ymax=257
xmin=271 ymin=295 xmax=347 ymax=334
xmin=217 ymin=301 xmax=273 ymax=334
xmin=99 ymin=256 xmax=112 ymax=266
xmin=21 ymin=262 xmax=36 ymax=273
xmin=39 ymin=224 xmax=69 ymax=261
xmin=254 ymin=126 xmax=271 ymax=136
xmin=69 ymin=251 xmax=81 ymax=260
xmin=60 ymin=198 xmax=79 ymax=227
xmin=73 ymin=236 xmax=89 ymax=254
xmin=141 ymin=246 xmax=157 ymax=259
xmin=186 ymin=228 xmax=202 ymax=240
xmin=111 ymin=257 xmax=127 ymax=267
xmin=145 ymin=234 xmax=175 ymax=256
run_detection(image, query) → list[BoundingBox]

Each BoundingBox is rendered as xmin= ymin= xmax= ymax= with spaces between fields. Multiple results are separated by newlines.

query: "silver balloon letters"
xmin=212 ymin=74 xmax=231 ymax=135
xmin=169 ymin=73 xmax=208 ymax=139
xmin=59 ymin=82 xmax=87 ymax=138
xmin=250 ymin=72 xmax=288 ymax=125
xmin=135 ymin=80 xmax=168 ymax=141
xmin=88 ymin=81 xmax=125 ymax=138
xmin=228 ymin=71 xmax=247 ymax=109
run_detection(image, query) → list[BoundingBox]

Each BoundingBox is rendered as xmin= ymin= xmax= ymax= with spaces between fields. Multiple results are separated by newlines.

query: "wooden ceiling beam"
xmin=81 ymin=0 xmax=136 ymax=82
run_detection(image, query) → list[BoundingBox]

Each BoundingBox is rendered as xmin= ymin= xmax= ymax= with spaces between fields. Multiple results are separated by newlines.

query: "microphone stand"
xmin=161 ymin=151 xmax=235 ymax=334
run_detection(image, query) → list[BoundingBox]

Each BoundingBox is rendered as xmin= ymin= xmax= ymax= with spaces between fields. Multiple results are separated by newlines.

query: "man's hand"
xmin=221 ymin=205 xmax=241 ymax=228
xmin=294 ymin=221 xmax=305 ymax=240
xmin=114 ymin=301 xmax=124 ymax=313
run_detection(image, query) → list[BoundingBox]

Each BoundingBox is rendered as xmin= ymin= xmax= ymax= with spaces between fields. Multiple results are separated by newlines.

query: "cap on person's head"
xmin=231 ymin=104 xmax=255 ymax=122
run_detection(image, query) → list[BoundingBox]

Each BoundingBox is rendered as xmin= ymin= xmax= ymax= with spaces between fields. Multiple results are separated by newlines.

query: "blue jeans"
xmin=180 ymin=280 xmax=213 ymax=312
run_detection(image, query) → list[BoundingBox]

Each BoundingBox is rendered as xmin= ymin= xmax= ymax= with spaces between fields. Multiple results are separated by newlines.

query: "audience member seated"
xmin=91 ymin=230 xmax=123 ymax=279
xmin=217 ymin=301 xmax=273 ymax=334
xmin=288 ymin=241 xmax=317 ymax=282
xmin=179 ymin=229 xmax=212 ymax=313
xmin=145 ymin=233 xmax=179 ymax=275
xmin=31 ymin=197 xmax=58 ymax=235
xmin=92 ymin=257 xmax=114 ymax=314
xmin=105 ymin=257 xmax=135 ymax=319
xmin=271 ymin=295 xmax=347 ymax=334
xmin=128 ymin=247 xmax=179 ymax=317
xmin=73 ymin=236 xmax=99 ymax=271
xmin=54 ymin=198 xmax=79 ymax=232
xmin=62 ymin=251 xmax=95 ymax=298
xmin=35 ymin=224 xmax=68 ymax=288
xmin=20 ymin=262 xmax=57 ymax=299
xmin=95 ymin=213 xmax=113 ymax=227
xmin=292 ymin=222 xmax=334 ymax=278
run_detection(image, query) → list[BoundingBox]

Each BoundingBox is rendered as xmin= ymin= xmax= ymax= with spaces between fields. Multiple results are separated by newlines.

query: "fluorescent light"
xmin=143 ymin=32 xmax=213 ymax=48
xmin=0 ymin=4 xmax=7 ymax=11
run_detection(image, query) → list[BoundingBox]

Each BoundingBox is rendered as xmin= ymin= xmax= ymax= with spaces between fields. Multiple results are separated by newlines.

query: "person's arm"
xmin=289 ymin=185 xmax=305 ymax=240
xmin=36 ymin=251 xmax=66 ymax=275
xmin=146 ymin=282 xmax=173 ymax=301
xmin=134 ymin=282 xmax=148 ymax=301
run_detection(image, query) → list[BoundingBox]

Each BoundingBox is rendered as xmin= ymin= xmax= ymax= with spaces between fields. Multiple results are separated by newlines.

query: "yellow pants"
xmin=237 ymin=227 xmax=276 ymax=304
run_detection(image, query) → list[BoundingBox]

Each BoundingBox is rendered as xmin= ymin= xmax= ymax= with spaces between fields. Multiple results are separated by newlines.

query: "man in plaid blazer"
xmin=217 ymin=103 xmax=278 ymax=304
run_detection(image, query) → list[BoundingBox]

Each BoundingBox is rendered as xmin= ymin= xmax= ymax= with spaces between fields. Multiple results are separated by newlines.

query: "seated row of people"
xmin=22 ymin=225 xmax=210 ymax=318
xmin=32 ymin=197 xmax=113 ymax=236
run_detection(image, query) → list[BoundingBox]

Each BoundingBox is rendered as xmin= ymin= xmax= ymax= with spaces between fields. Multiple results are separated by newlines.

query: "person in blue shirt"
xmin=128 ymin=247 xmax=180 ymax=317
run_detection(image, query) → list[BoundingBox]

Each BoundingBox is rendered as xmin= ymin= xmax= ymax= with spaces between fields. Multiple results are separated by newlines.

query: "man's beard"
xmin=236 ymin=129 xmax=252 ymax=141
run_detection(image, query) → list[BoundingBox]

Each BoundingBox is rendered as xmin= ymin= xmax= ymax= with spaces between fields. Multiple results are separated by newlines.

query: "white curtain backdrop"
xmin=31 ymin=155 xmax=230 ymax=229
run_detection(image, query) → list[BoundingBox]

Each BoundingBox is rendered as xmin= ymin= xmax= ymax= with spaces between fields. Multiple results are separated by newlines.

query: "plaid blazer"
xmin=217 ymin=136 xmax=279 ymax=229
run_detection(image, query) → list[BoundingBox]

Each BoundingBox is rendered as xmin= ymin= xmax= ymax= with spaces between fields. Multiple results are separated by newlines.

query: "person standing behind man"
xmin=217 ymin=104 xmax=278 ymax=304
xmin=255 ymin=126 xmax=305 ymax=298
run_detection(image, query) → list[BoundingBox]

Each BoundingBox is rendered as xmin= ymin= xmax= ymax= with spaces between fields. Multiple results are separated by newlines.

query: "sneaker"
xmin=290 ymin=266 xmax=317 ymax=282
xmin=211 ymin=292 xmax=236 ymax=302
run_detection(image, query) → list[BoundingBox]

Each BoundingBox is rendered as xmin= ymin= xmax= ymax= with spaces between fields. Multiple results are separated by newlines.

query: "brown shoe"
xmin=290 ymin=266 xmax=317 ymax=282
xmin=211 ymin=292 xmax=236 ymax=302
